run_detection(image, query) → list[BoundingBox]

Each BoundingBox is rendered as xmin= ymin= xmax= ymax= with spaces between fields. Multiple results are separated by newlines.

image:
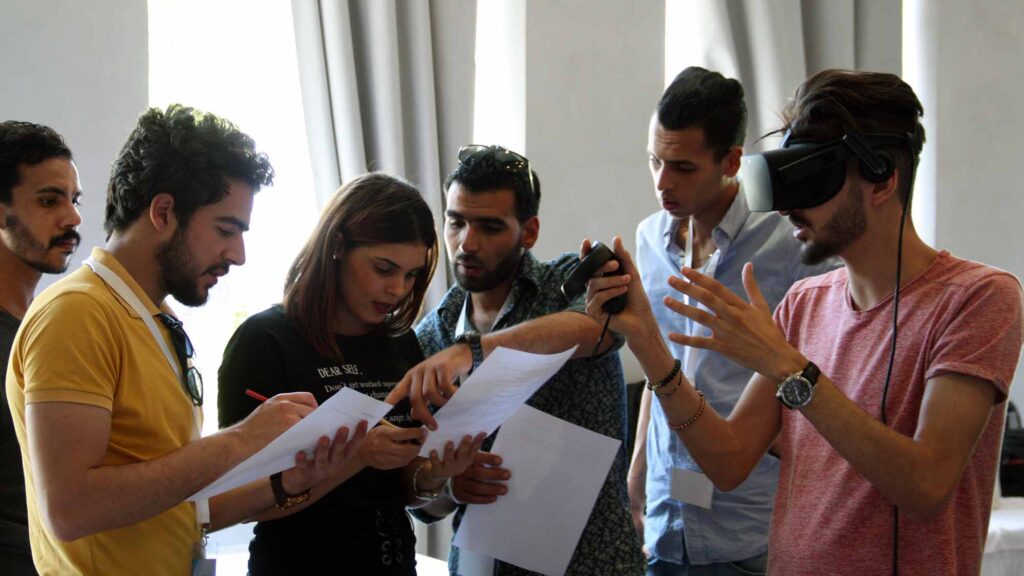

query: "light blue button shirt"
xmin=636 ymin=188 xmax=841 ymax=565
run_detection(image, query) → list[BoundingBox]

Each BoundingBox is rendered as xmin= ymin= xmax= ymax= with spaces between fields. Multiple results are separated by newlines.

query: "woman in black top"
xmin=219 ymin=173 xmax=484 ymax=575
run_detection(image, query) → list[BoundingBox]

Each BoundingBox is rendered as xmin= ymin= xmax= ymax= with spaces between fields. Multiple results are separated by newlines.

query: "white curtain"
xmin=675 ymin=0 xmax=902 ymax=151
xmin=291 ymin=0 xmax=478 ymax=311
xmin=290 ymin=0 xmax=479 ymax=560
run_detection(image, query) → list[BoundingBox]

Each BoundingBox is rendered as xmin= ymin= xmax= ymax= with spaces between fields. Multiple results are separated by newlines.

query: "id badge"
xmin=671 ymin=467 xmax=714 ymax=509
xmin=192 ymin=538 xmax=216 ymax=576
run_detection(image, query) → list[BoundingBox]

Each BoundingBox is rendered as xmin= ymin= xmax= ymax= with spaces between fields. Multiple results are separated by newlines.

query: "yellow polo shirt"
xmin=6 ymin=247 xmax=200 ymax=575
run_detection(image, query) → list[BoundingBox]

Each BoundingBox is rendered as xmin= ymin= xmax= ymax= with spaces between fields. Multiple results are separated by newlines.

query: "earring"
xmin=332 ymin=253 xmax=339 ymax=261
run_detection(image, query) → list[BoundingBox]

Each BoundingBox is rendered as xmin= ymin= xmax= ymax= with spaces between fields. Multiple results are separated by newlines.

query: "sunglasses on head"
xmin=457 ymin=144 xmax=535 ymax=198
xmin=158 ymin=313 xmax=204 ymax=407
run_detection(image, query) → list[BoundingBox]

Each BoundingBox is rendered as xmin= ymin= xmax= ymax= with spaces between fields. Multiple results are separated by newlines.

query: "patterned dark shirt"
xmin=415 ymin=251 xmax=646 ymax=576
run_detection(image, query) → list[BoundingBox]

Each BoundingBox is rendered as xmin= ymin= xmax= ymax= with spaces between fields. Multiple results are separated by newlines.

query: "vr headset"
xmin=740 ymin=130 xmax=916 ymax=212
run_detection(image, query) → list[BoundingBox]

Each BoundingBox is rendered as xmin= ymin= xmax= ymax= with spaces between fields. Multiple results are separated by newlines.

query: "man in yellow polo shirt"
xmin=6 ymin=105 xmax=362 ymax=575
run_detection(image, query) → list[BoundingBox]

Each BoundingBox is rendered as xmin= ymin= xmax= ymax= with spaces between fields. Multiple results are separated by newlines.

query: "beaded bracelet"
xmin=668 ymin=390 xmax=706 ymax=431
xmin=645 ymin=359 xmax=682 ymax=394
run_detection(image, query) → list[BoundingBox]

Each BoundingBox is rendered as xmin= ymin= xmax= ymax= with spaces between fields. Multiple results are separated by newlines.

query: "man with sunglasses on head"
xmin=620 ymin=67 xmax=840 ymax=576
xmin=7 ymin=105 xmax=363 ymax=575
xmin=0 ymin=121 xmax=82 ymax=576
xmin=392 ymin=145 xmax=645 ymax=575
xmin=586 ymin=70 xmax=1022 ymax=575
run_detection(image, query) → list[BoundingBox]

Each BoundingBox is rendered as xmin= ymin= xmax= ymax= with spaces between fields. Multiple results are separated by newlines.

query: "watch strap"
xmin=455 ymin=331 xmax=484 ymax=371
xmin=800 ymin=361 xmax=820 ymax=385
xmin=270 ymin=471 xmax=311 ymax=510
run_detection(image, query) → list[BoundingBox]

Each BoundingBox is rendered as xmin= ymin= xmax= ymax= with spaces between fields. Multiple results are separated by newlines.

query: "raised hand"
xmin=581 ymin=236 xmax=661 ymax=343
xmin=665 ymin=262 xmax=804 ymax=380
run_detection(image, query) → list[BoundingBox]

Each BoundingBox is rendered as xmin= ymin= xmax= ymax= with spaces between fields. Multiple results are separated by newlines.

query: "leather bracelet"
xmin=668 ymin=390 xmax=706 ymax=431
xmin=646 ymin=358 xmax=682 ymax=394
xmin=270 ymin=471 xmax=311 ymax=510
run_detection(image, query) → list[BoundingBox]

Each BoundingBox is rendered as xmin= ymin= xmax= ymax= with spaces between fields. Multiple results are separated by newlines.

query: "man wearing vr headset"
xmin=393 ymin=145 xmax=645 ymax=575
xmin=587 ymin=69 xmax=1022 ymax=575
xmin=625 ymin=67 xmax=838 ymax=576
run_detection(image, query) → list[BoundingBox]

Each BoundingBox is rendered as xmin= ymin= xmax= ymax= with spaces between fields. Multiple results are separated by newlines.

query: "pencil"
xmin=245 ymin=389 xmax=269 ymax=403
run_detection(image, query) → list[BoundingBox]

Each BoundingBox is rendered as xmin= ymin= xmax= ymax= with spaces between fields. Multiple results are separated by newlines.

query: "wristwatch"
xmin=270 ymin=471 xmax=311 ymax=510
xmin=455 ymin=331 xmax=484 ymax=371
xmin=776 ymin=361 xmax=821 ymax=409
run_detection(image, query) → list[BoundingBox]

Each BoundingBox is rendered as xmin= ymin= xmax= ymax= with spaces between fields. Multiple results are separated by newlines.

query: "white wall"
xmin=0 ymin=0 xmax=148 ymax=290
xmin=907 ymin=0 xmax=1024 ymax=409
xmin=525 ymin=0 xmax=665 ymax=381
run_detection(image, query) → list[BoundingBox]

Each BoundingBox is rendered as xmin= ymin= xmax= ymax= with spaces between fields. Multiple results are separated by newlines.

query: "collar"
xmin=87 ymin=247 xmax=167 ymax=319
xmin=438 ymin=250 xmax=542 ymax=333
xmin=662 ymin=183 xmax=751 ymax=254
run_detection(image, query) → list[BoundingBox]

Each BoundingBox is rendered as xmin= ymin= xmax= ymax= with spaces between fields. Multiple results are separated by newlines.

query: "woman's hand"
xmin=280 ymin=420 xmax=368 ymax=494
xmin=418 ymin=433 xmax=488 ymax=488
xmin=356 ymin=423 xmax=428 ymax=471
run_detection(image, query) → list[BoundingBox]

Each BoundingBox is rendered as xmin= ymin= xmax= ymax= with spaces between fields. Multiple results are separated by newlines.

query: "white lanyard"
xmin=84 ymin=258 xmax=209 ymax=526
xmin=683 ymin=218 xmax=721 ymax=381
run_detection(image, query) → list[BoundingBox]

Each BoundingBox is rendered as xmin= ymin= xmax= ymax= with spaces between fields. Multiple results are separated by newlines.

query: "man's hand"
xmin=626 ymin=464 xmax=646 ymax=542
xmin=385 ymin=346 xmax=471 ymax=429
xmin=280 ymin=420 xmax=368 ymax=494
xmin=234 ymin=392 xmax=320 ymax=454
xmin=450 ymin=452 xmax=510 ymax=504
xmin=581 ymin=237 xmax=661 ymax=343
xmin=665 ymin=262 xmax=805 ymax=380
xmin=356 ymin=424 xmax=428 ymax=471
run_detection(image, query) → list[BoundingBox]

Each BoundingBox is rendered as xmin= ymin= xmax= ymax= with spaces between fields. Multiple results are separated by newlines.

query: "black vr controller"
xmin=561 ymin=241 xmax=627 ymax=314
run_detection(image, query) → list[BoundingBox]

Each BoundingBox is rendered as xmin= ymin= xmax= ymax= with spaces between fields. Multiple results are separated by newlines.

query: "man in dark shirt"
xmin=0 ymin=121 xmax=82 ymax=575
xmin=397 ymin=145 xmax=645 ymax=575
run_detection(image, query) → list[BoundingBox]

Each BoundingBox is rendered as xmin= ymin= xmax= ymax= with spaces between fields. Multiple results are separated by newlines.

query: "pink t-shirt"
xmin=770 ymin=251 xmax=1022 ymax=576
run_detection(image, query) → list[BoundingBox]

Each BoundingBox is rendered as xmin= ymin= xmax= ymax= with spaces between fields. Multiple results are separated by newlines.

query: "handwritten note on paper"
xmin=190 ymin=387 xmax=392 ymax=501
xmin=417 ymin=345 xmax=577 ymax=458
xmin=454 ymin=405 xmax=621 ymax=576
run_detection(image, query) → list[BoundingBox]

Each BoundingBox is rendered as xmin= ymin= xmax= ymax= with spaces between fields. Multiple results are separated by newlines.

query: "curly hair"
xmin=104 ymin=104 xmax=274 ymax=234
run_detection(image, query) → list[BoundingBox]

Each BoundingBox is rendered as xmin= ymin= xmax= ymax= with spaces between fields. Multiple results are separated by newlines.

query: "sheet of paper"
xmin=454 ymin=405 xmax=620 ymax=576
xmin=190 ymin=387 xmax=392 ymax=501
xmin=418 ymin=345 xmax=577 ymax=457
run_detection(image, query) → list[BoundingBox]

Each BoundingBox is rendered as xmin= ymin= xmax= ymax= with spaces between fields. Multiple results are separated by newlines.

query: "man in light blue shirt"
xmin=632 ymin=67 xmax=840 ymax=575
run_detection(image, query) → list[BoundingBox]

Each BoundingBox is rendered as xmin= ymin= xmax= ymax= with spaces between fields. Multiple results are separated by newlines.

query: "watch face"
xmin=781 ymin=378 xmax=813 ymax=407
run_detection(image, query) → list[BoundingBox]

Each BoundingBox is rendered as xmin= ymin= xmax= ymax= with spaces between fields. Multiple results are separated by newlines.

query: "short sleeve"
xmin=18 ymin=292 xmax=121 ymax=410
xmin=926 ymin=273 xmax=1023 ymax=402
xmin=217 ymin=314 xmax=288 ymax=428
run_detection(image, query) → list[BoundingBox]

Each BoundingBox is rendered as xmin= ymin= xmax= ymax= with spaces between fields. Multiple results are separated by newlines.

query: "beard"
xmin=4 ymin=213 xmax=79 ymax=274
xmin=453 ymin=242 xmax=524 ymax=293
xmin=156 ymin=225 xmax=228 ymax=307
xmin=796 ymin=186 xmax=867 ymax=265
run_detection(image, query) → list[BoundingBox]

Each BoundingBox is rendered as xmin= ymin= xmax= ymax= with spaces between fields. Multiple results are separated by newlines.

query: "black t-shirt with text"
xmin=219 ymin=306 xmax=424 ymax=575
